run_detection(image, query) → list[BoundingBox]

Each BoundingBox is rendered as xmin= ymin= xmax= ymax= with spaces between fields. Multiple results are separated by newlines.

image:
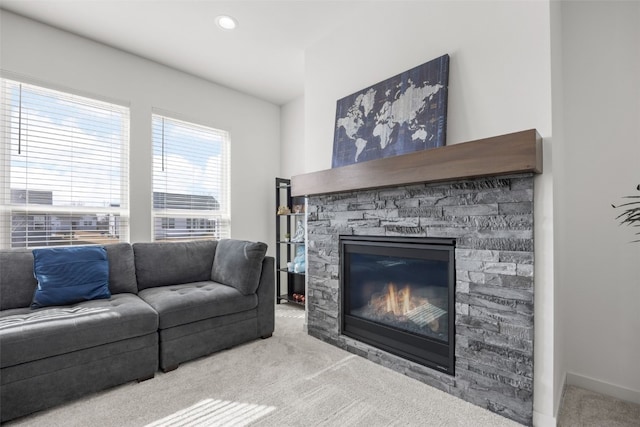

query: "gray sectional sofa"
xmin=0 ymin=239 xmax=275 ymax=422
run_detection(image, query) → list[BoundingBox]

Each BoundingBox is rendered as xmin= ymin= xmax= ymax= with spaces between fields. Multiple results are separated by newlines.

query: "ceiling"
xmin=0 ymin=1 xmax=361 ymax=105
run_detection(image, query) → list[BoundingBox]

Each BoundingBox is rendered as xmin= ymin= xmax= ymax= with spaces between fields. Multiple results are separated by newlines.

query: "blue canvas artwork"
xmin=332 ymin=54 xmax=449 ymax=168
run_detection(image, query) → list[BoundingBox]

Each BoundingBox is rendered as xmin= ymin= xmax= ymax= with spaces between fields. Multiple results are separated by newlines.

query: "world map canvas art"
xmin=332 ymin=54 xmax=449 ymax=168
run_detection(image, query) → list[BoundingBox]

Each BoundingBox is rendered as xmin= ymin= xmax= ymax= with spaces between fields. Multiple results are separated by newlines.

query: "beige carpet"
xmin=557 ymin=385 xmax=640 ymax=427
xmin=7 ymin=304 xmax=523 ymax=426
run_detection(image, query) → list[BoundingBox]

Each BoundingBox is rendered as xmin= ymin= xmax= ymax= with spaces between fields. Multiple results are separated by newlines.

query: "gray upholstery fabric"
xmin=138 ymin=281 xmax=257 ymax=330
xmin=158 ymin=309 xmax=255 ymax=342
xmin=256 ymin=256 xmax=275 ymax=337
xmin=0 ymin=238 xmax=275 ymax=421
xmin=1 ymin=333 xmax=157 ymax=385
xmin=158 ymin=315 xmax=257 ymax=370
xmin=105 ymin=243 xmax=138 ymax=294
xmin=0 ymin=333 xmax=157 ymax=423
xmin=0 ymin=249 xmax=37 ymax=311
xmin=134 ymin=240 xmax=217 ymax=291
xmin=211 ymin=239 xmax=267 ymax=295
xmin=0 ymin=294 xmax=158 ymax=368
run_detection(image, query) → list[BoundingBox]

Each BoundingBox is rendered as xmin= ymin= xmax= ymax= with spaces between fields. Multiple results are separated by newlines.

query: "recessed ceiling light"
xmin=215 ymin=15 xmax=238 ymax=30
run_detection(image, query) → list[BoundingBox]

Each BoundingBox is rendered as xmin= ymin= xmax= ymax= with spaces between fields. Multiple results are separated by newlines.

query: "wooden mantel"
xmin=291 ymin=129 xmax=542 ymax=197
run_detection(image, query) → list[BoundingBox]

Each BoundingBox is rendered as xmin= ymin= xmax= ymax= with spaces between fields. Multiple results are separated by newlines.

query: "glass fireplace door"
xmin=340 ymin=236 xmax=455 ymax=374
xmin=347 ymin=252 xmax=450 ymax=343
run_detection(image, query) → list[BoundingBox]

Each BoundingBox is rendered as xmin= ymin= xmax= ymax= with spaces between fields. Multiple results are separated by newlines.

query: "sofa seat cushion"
xmin=138 ymin=281 xmax=257 ymax=330
xmin=0 ymin=294 xmax=158 ymax=368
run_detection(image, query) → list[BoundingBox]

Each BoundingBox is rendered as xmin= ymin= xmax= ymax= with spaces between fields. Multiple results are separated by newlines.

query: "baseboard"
xmin=533 ymin=410 xmax=557 ymax=427
xmin=566 ymin=372 xmax=640 ymax=405
xmin=553 ymin=371 xmax=567 ymax=420
xmin=532 ymin=371 xmax=565 ymax=426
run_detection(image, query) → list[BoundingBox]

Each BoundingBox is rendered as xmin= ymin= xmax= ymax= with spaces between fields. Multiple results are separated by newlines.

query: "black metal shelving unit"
xmin=275 ymin=178 xmax=305 ymax=306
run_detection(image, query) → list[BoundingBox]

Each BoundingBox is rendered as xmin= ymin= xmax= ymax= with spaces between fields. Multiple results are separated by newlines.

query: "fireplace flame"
xmin=369 ymin=283 xmax=442 ymax=332
xmin=373 ymin=282 xmax=424 ymax=317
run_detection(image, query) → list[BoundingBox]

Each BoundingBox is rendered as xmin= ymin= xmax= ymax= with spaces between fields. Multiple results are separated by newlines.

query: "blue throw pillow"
xmin=31 ymin=246 xmax=110 ymax=309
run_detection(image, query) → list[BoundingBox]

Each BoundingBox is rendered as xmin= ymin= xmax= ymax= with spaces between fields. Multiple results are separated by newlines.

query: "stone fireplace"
xmin=304 ymin=174 xmax=535 ymax=425
xmin=294 ymin=130 xmax=541 ymax=425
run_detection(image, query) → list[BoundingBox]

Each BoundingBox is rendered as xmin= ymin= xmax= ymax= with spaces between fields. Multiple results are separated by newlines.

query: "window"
xmin=0 ymin=79 xmax=129 ymax=248
xmin=161 ymin=218 xmax=175 ymax=229
xmin=152 ymin=114 xmax=230 ymax=242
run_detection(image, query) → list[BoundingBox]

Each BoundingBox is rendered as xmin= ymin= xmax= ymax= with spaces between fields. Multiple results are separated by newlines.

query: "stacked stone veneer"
xmin=305 ymin=173 xmax=535 ymax=425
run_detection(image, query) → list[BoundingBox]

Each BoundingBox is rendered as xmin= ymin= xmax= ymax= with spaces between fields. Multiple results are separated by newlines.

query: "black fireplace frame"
xmin=339 ymin=235 xmax=456 ymax=375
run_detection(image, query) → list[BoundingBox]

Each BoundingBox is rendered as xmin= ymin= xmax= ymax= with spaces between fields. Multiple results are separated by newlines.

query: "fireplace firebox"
xmin=340 ymin=236 xmax=455 ymax=375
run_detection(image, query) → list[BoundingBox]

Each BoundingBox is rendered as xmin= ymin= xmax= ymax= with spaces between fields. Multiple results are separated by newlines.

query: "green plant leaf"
xmin=613 ymin=184 xmax=640 ymax=243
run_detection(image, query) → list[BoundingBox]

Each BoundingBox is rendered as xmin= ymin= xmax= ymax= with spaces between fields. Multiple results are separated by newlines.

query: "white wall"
xmin=558 ymin=0 xmax=640 ymax=401
xmin=280 ymin=95 xmax=305 ymax=179
xmin=297 ymin=1 xmax=556 ymax=423
xmin=0 ymin=10 xmax=280 ymax=252
xmin=303 ymin=1 xmax=552 ymax=173
xmin=549 ymin=0 xmax=567 ymax=419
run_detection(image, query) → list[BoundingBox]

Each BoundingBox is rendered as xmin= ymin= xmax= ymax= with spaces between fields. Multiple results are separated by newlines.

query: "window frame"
xmin=151 ymin=113 xmax=230 ymax=242
xmin=0 ymin=77 xmax=130 ymax=249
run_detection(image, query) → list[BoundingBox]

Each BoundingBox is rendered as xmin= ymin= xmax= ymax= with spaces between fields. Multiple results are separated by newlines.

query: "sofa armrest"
xmin=256 ymin=256 xmax=275 ymax=338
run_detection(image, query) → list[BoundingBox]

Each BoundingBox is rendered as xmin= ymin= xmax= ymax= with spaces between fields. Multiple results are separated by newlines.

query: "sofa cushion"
xmin=211 ymin=239 xmax=267 ymax=295
xmin=105 ymin=243 xmax=138 ymax=295
xmin=0 ymin=249 xmax=38 ymax=311
xmin=138 ymin=281 xmax=257 ymax=329
xmin=31 ymin=246 xmax=111 ymax=309
xmin=133 ymin=241 xmax=217 ymax=291
xmin=0 ymin=294 xmax=158 ymax=368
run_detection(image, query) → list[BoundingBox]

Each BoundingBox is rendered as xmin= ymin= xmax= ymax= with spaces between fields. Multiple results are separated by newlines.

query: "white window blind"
xmin=152 ymin=114 xmax=230 ymax=241
xmin=0 ymin=79 xmax=129 ymax=248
